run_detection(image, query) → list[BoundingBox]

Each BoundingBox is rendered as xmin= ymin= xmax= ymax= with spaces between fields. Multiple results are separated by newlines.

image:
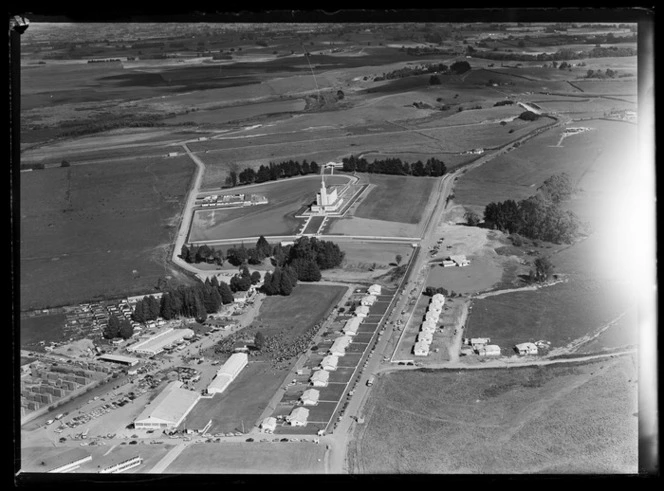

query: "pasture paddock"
xmin=350 ymin=357 xmax=637 ymax=473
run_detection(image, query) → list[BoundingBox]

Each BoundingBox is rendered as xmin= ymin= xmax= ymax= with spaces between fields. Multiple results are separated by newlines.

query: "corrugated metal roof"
xmin=134 ymin=381 xmax=200 ymax=426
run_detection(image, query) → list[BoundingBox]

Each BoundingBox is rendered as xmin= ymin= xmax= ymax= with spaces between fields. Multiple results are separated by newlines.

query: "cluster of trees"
xmin=87 ymin=58 xmax=122 ymax=63
xmin=472 ymin=45 xmax=636 ymax=62
xmin=226 ymin=159 xmax=321 ymax=187
xmin=529 ymin=256 xmax=555 ymax=284
xmin=180 ymin=244 xmax=224 ymax=265
xmin=484 ymin=194 xmax=580 ymax=244
xmin=423 ymin=286 xmax=449 ymax=297
xmin=537 ymin=173 xmax=573 ymax=203
xmin=144 ymin=280 xmax=235 ymax=323
xmin=518 ymin=111 xmax=541 ymax=121
xmin=229 ymin=265 xmax=262 ymax=293
xmin=584 ymin=67 xmax=630 ymax=79
xmin=494 ymin=100 xmax=515 ymax=107
xmin=341 ymin=155 xmax=447 ymax=177
xmin=374 ymin=62 xmax=449 ymax=82
xmin=226 ymin=236 xmax=273 ymax=266
xmin=260 ymin=266 xmax=298 ymax=296
xmin=103 ymin=315 xmax=134 ymax=340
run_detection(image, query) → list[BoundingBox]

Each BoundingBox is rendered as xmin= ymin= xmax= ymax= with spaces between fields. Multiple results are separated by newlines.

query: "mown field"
xmin=20 ymin=313 xmax=67 ymax=347
xmin=182 ymin=361 xmax=288 ymax=434
xmin=350 ymin=356 xmax=638 ymax=473
xmin=20 ymin=156 xmax=195 ymax=311
xmin=166 ymin=441 xmax=326 ymax=474
xmin=351 ymin=174 xmax=437 ymax=224
xmin=189 ymin=175 xmax=350 ymax=241
xmin=252 ymin=284 xmax=348 ymax=343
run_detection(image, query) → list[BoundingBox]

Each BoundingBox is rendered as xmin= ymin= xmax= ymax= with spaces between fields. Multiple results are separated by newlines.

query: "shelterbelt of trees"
xmin=341 ymin=154 xmax=447 ymax=177
xmin=225 ymin=159 xmax=321 ymax=187
xmin=483 ymin=173 xmax=581 ymax=244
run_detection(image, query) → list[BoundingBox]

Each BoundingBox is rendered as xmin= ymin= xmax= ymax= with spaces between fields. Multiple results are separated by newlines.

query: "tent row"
xmin=415 ymin=295 xmax=445 ymax=357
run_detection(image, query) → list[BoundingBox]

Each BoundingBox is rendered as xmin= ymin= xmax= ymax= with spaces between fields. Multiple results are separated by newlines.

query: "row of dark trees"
xmin=374 ymin=62 xmax=450 ymax=82
xmin=471 ymin=45 xmax=636 ymax=63
xmin=226 ymin=159 xmax=321 ymax=187
xmin=261 ymin=266 xmax=299 ymax=296
xmin=484 ymin=194 xmax=580 ymax=244
xmin=341 ymin=154 xmax=447 ymax=177
xmin=537 ymin=173 xmax=573 ymax=204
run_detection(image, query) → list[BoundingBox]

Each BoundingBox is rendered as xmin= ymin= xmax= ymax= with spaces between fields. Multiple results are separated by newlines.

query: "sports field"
xmin=349 ymin=356 xmax=638 ymax=473
xmin=189 ymin=176 xmax=350 ymax=241
xmin=20 ymin=156 xmax=195 ymax=310
xmin=165 ymin=441 xmax=326 ymax=474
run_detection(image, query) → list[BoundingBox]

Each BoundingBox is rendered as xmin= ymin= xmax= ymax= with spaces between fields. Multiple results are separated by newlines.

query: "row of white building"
xmin=414 ymin=293 xmax=445 ymax=356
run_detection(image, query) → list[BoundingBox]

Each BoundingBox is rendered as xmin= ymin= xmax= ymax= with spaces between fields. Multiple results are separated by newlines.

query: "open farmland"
xmin=165 ymin=441 xmax=326 ymax=474
xmin=454 ymin=119 xmax=636 ymax=208
xmin=188 ymin=175 xmax=350 ymax=241
xmin=20 ymin=313 xmax=66 ymax=347
xmin=20 ymin=156 xmax=195 ymax=310
xmin=167 ymin=98 xmax=307 ymax=125
xmin=350 ymin=356 xmax=638 ymax=473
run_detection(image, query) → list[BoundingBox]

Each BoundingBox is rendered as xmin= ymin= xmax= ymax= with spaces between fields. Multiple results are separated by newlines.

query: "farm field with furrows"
xmin=189 ymin=175 xmax=350 ymax=240
xmin=349 ymin=356 xmax=638 ymax=473
xmin=20 ymin=157 xmax=195 ymax=310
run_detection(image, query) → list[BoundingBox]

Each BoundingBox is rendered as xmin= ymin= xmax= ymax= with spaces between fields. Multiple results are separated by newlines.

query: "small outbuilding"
xmin=470 ymin=337 xmax=491 ymax=348
xmin=478 ymin=345 xmax=501 ymax=356
xmin=260 ymin=417 xmax=277 ymax=433
xmin=515 ymin=342 xmax=539 ymax=356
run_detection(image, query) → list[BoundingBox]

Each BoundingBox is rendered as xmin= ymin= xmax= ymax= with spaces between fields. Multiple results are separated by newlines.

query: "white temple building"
xmin=310 ymin=174 xmax=344 ymax=214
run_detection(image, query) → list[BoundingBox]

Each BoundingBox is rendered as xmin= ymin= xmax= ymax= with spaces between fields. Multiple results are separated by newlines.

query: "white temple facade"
xmin=311 ymin=174 xmax=344 ymax=214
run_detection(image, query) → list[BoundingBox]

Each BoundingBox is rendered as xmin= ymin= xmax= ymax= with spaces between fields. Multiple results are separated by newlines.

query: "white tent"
xmin=431 ymin=293 xmax=445 ymax=305
xmin=414 ymin=340 xmax=430 ymax=356
xmin=425 ymin=311 xmax=440 ymax=323
xmin=300 ymin=389 xmax=320 ymax=406
xmin=421 ymin=319 xmax=437 ymax=333
xmin=355 ymin=305 xmax=370 ymax=317
xmin=321 ymin=355 xmax=339 ymax=371
xmin=368 ymin=284 xmax=382 ymax=295
xmin=310 ymin=369 xmax=330 ymax=387
xmin=260 ymin=417 xmax=277 ymax=433
xmin=287 ymin=407 xmax=310 ymax=426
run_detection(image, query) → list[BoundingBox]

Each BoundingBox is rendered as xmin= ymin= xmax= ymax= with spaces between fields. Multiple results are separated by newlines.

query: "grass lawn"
xmin=252 ymin=284 xmax=348 ymax=343
xmin=352 ymin=174 xmax=437 ymax=225
xmin=166 ymin=441 xmax=326 ymax=474
xmin=20 ymin=313 xmax=67 ymax=347
xmin=350 ymin=356 xmax=638 ymax=473
xmin=181 ymin=361 xmax=288 ymax=434
xmin=20 ymin=157 xmax=195 ymax=311
xmin=189 ymin=175 xmax=350 ymax=241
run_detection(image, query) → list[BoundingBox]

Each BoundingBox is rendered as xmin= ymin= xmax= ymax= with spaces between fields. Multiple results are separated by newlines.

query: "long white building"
xmin=133 ymin=381 xmax=201 ymax=430
xmin=127 ymin=328 xmax=194 ymax=356
xmin=207 ymin=353 xmax=248 ymax=395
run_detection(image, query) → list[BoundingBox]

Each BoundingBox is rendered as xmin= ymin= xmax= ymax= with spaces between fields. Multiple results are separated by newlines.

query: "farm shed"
xmin=287 ymin=407 xmax=310 ymax=426
xmin=368 ymin=284 xmax=382 ymax=295
xmin=320 ymin=355 xmax=339 ymax=371
xmin=343 ymin=317 xmax=362 ymax=336
xmin=310 ymin=369 xmax=330 ymax=387
xmin=442 ymin=260 xmax=456 ymax=267
xmin=133 ymin=381 xmax=201 ymax=430
xmin=478 ymin=345 xmax=501 ymax=357
xmin=414 ymin=341 xmax=430 ymax=356
xmin=470 ymin=337 xmax=491 ymax=348
xmin=300 ymin=389 xmax=320 ymax=406
xmin=260 ymin=417 xmax=277 ymax=433
xmin=449 ymin=255 xmax=470 ymax=267
xmin=515 ymin=342 xmax=539 ymax=355
xmin=355 ymin=305 xmax=370 ymax=317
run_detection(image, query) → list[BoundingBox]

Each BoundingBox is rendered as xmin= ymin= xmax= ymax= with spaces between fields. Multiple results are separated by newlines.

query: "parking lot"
xmin=265 ymin=287 xmax=396 ymax=435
